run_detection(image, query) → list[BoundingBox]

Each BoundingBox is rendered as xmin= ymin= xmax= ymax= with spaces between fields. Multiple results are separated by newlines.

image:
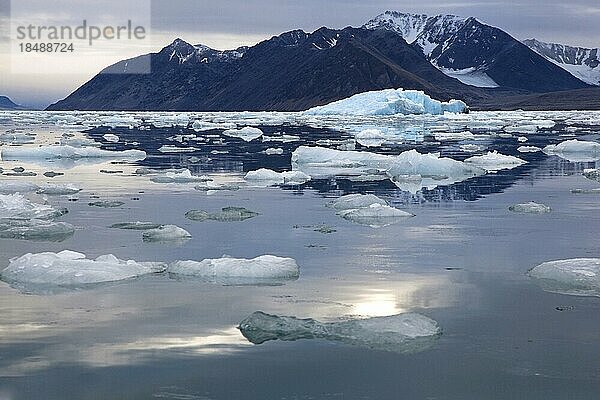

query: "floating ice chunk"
xmin=88 ymin=200 xmax=124 ymax=208
xmin=292 ymin=146 xmax=394 ymax=178
xmin=0 ymin=219 xmax=74 ymax=241
xmin=305 ymin=88 xmax=467 ymax=115
xmin=238 ymin=311 xmax=441 ymax=353
xmin=185 ymin=207 xmax=259 ymax=222
xmin=460 ymin=144 xmax=484 ymax=152
xmin=517 ymin=136 xmax=528 ymax=143
xmin=527 ymin=258 xmax=600 ymax=297
xmin=222 ymin=127 xmax=264 ymax=142
xmin=326 ymin=194 xmax=387 ymax=210
xmin=337 ymin=203 xmax=414 ymax=227
xmin=149 ymin=169 xmax=211 ymax=184
xmin=433 ymin=131 xmax=475 ymax=141
xmin=109 ymin=222 xmax=162 ymax=230
xmin=36 ymin=184 xmax=81 ymax=196
xmin=195 ymin=182 xmax=241 ymax=192
xmin=583 ymin=168 xmax=600 ymax=182
xmin=262 ymin=134 xmax=300 ymax=143
xmin=60 ymin=137 xmax=101 ymax=147
xmin=169 ymin=255 xmax=299 ymax=285
xmin=356 ymin=129 xmax=387 ymax=147
xmin=264 ymin=147 xmax=284 ymax=155
xmin=158 ymin=145 xmax=198 ymax=153
xmin=543 ymin=139 xmax=600 ymax=162
xmin=191 ymin=120 xmax=236 ymax=131
xmin=244 ymin=169 xmax=310 ymax=186
xmin=0 ymin=194 xmax=67 ymax=220
xmin=571 ymin=188 xmax=600 ymax=194
xmin=464 ymin=151 xmax=527 ymax=172
xmin=509 ymin=202 xmax=551 ymax=214
xmin=1 ymin=145 xmax=146 ymax=160
xmin=1 ymin=250 xmax=166 ymax=292
xmin=103 ymin=133 xmax=119 ymax=143
xmin=504 ymin=124 xmax=538 ymax=133
xmin=517 ymin=146 xmax=541 ymax=153
xmin=142 ymin=225 xmax=191 ymax=242
xmin=0 ymin=181 xmax=39 ymax=194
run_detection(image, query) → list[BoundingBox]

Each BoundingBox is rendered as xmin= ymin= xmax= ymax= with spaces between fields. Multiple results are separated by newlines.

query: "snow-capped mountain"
xmin=523 ymin=39 xmax=599 ymax=86
xmin=363 ymin=11 xmax=588 ymax=92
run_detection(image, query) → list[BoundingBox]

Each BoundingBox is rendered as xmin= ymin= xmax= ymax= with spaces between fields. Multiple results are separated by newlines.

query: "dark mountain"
xmin=363 ymin=12 xmax=589 ymax=92
xmin=0 ymin=96 xmax=25 ymax=110
xmin=48 ymin=27 xmax=496 ymax=111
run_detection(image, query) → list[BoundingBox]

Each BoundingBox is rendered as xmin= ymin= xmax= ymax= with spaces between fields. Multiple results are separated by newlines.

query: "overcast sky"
xmin=1 ymin=0 xmax=599 ymax=108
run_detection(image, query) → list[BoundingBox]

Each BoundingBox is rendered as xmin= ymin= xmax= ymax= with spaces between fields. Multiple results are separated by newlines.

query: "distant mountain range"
xmin=47 ymin=11 xmax=600 ymax=111
xmin=523 ymin=39 xmax=599 ymax=86
xmin=0 ymin=96 xmax=25 ymax=110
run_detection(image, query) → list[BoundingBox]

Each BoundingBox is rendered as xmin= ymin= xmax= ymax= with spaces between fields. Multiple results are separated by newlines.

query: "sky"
xmin=0 ymin=0 xmax=599 ymax=109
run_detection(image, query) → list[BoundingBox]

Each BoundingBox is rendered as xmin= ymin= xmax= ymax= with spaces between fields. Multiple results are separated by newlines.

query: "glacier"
xmin=527 ymin=258 xmax=600 ymax=297
xmin=304 ymin=88 xmax=468 ymax=116
xmin=238 ymin=311 xmax=441 ymax=353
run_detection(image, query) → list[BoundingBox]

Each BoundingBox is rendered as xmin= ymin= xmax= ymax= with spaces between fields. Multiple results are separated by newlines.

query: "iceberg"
xmin=355 ymin=129 xmax=388 ymax=147
xmin=149 ymin=169 xmax=211 ymax=184
xmin=1 ymin=145 xmax=146 ymax=160
xmin=222 ymin=127 xmax=264 ymax=142
xmin=527 ymin=258 xmax=600 ymax=297
xmin=185 ymin=207 xmax=259 ymax=222
xmin=291 ymin=146 xmax=394 ymax=178
xmin=244 ymin=169 xmax=311 ymax=186
xmin=1 ymin=250 xmax=166 ymax=292
xmin=583 ymin=168 xmax=600 ymax=182
xmin=543 ymin=139 xmax=600 ymax=162
xmin=0 ymin=194 xmax=67 ymax=220
xmin=0 ymin=219 xmax=75 ymax=241
xmin=464 ymin=151 xmax=527 ymax=172
xmin=169 ymin=255 xmax=299 ymax=285
xmin=142 ymin=225 xmax=191 ymax=242
xmin=509 ymin=202 xmax=551 ymax=214
xmin=304 ymin=88 xmax=467 ymax=115
xmin=326 ymin=194 xmax=387 ymax=210
xmin=238 ymin=311 xmax=441 ymax=353
xmin=337 ymin=203 xmax=414 ymax=227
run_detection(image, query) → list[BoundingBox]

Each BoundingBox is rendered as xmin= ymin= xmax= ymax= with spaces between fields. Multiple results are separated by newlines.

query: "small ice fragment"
xmin=168 ymin=255 xmax=299 ymax=285
xmin=583 ymin=168 xmax=600 ymax=182
xmin=109 ymin=222 xmax=162 ymax=230
xmin=142 ymin=225 xmax=191 ymax=242
xmin=517 ymin=136 xmax=528 ymax=142
xmin=0 ymin=194 xmax=67 ymax=220
xmin=326 ymin=194 xmax=387 ymax=210
xmin=103 ymin=133 xmax=119 ymax=142
xmin=222 ymin=127 xmax=264 ymax=142
xmin=186 ymin=207 xmax=259 ymax=222
xmin=265 ymin=147 xmax=284 ymax=155
xmin=517 ymin=146 xmax=541 ymax=153
xmin=509 ymin=202 xmax=551 ymax=214
xmin=570 ymin=188 xmax=600 ymax=194
xmin=543 ymin=139 xmax=600 ymax=162
xmin=433 ymin=131 xmax=474 ymax=141
xmin=0 ymin=250 xmax=166 ymax=292
xmin=464 ymin=151 xmax=527 ymax=172
xmin=158 ymin=145 xmax=198 ymax=153
xmin=527 ymin=258 xmax=600 ymax=297
xmin=36 ymin=184 xmax=81 ymax=196
xmin=244 ymin=169 xmax=310 ymax=186
xmin=460 ymin=144 xmax=484 ymax=152
xmin=356 ymin=129 xmax=387 ymax=147
xmin=88 ymin=200 xmax=124 ymax=208
xmin=238 ymin=311 xmax=441 ymax=353
xmin=337 ymin=203 xmax=414 ymax=227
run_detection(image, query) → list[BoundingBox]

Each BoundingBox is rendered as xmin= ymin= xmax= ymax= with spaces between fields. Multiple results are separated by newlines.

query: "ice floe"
xmin=36 ymin=184 xmax=81 ymax=196
xmin=543 ymin=139 xmax=600 ymax=162
xmin=583 ymin=168 xmax=600 ymax=182
xmin=169 ymin=255 xmax=299 ymax=285
xmin=0 ymin=194 xmax=67 ymax=220
xmin=326 ymin=194 xmax=387 ymax=210
xmin=0 ymin=250 xmax=166 ymax=292
xmin=222 ymin=127 xmax=264 ymax=142
xmin=337 ymin=204 xmax=414 ymax=227
xmin=109 ymin=222 xmax=163 ymax=230
xmin=517 ymin=146 xmax=541 ymax=153
xmin=185 ymin=207 xmax=259 ymax=222
xmin=304 ymin=88 xmax=467 ymax=115
xmin=149 ymin=169 xmax=211 ymax=184
xmin=142 ymin=225 xmax=191 ymax=242
xmin=102 ymin=133 xmax=119 ymax=142
xmin=244 ymin=169 xmax=311 ymax=186
xmin=238 ymin=311 xmax=441 ymax=353
xmin=509 ymin=202 xmax=551 ymax=214
xmin=0 ymin=219 xmax=74 ymax=241
xmin=527 ymin=258 xmax=600 ymax=297
xmin=1 ymin=145 xmax=146 ymax=160
xmin=355 ymin=129 xmax=388 ymax=147
xmin=464 ymin=151 xmax=527 ymax=172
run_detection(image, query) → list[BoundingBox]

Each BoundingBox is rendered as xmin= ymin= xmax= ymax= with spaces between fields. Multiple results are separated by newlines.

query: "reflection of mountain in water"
xmin=87 ymin=125 xmax=597 ymax=204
